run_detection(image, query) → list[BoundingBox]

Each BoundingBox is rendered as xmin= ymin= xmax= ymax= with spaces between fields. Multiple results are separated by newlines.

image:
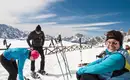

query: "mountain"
xmin=0 ymin=24 xmax=28 ymax=39
xmin=0 ymin=24 xmax=129 ymax=45
xmin=62 ymin=33 xmax=105 ymax=45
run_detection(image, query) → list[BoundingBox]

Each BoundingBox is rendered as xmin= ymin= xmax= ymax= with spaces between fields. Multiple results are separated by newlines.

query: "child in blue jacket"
xmin=76 ymin=30 xmax=130 ymax=80
xmin=0 ymin=48 xmax=39 ymax=80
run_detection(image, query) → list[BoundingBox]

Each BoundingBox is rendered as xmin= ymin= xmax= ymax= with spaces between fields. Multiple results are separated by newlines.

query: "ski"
xmin=56 ymin=35 xmax=72 ymax=80
xmin=50 ymin=38 xmax=66 ymax=80
xmin=57 ymin=35 xmax=72 ymax=76
xmin=49 ymin=35 xmax=72 ymax=80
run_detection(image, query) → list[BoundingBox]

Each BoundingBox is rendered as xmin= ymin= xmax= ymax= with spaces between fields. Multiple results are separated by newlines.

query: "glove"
xmin=77 ymin=66 xmax=85 ymax=75
xmin=76 ymin=72 xmax=81 ymax=80
xmin=28 ymin=47 xmax=33 ymax=51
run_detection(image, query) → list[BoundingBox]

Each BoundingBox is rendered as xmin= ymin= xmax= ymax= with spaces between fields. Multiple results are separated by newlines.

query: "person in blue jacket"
xmin=76 ymin=30 xmax=129 ymax=80
xmin=0 ymin=48 xmax=40 ymax=80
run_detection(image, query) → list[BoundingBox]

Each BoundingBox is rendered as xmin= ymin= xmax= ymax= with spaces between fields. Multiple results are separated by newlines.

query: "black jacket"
xmin=27 ymin=30 xmax=45 ymax=47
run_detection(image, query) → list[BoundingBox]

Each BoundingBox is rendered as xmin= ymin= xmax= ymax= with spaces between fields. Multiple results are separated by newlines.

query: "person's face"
xmin=126 ymin=45 xmax=129 ymax=48
xmin=105 ymin=39 xmax=120 ymax=52
xmin=30 ymin=56 xmax=35 ymax=61
xmin=125 ymin=45 xmax=130 ymax=50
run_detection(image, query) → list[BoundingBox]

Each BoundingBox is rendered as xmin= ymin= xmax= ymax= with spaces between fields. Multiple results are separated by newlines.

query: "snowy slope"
xmin=0 ymin=39 xmax=130 ymax=80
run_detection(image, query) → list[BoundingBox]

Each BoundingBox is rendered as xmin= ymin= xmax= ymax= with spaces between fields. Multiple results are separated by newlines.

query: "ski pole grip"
xmin=3 ymin=39 xmax=7 ymax=45
xmin=58 ymin=34 xmax=62 ymax=42
xmin=57 ymin=34 xmax=62 ymax=42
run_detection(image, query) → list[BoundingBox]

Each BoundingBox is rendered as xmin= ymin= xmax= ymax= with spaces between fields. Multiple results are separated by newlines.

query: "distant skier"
xmin=125 ymin=45 xmax=130 ymax=53
xmin=76 ymin=30 xmax=130 ymax=80
xmin=0 ymin=48 xmax=39 ymax=80
xmin=26 ymin=25 xmax=46 ymax=78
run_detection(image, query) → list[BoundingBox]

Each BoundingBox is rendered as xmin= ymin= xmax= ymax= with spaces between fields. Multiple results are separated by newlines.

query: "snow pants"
xmin=31 ymin=46 xmax=45 ymax=72
xmin=1 ymin=55 xmax=18 ymax=80
xmin=76 ymin=73 xmax=100 ymax=80
xmin=110 ymin=72 xmax=130 ymax=80
xmin=76 ymin=72 xmax=130 ymax=80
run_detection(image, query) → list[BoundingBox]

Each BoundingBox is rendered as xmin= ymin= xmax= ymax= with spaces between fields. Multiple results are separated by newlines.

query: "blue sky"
xmin=0 ymin=0 xmax=130 ymax=37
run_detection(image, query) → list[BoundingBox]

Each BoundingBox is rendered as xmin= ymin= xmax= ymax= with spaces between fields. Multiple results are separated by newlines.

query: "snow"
xmin=0 ymin=39 xmax=130 ymax=80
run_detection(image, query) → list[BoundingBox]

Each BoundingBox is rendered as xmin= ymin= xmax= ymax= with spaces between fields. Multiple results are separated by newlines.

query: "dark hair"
xmin=106 ymin=30 xmax=124 ymax=46
xmin=35 ymin=25 xmax=41 ymax=31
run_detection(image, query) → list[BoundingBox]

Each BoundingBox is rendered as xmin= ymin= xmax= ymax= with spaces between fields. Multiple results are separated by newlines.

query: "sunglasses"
xmin=106 ymin=41 xmax=119 ymax=45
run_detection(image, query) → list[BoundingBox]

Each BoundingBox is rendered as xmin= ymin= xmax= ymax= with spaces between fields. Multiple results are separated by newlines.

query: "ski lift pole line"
xmin=51 ymin=39 xmax=66 ymax=80
xmin=58 ymin=37 xmax=72 ymax=78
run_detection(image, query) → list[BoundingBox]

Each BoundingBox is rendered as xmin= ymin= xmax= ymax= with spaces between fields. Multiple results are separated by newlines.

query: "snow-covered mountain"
xmin=0 ymin=24 xmax=104 ymax=44
xmin=63 ymin=33 xmax=105 ymax=46
xmin=0 ymin=24 xmax=129 ymax=45
xmin=63 ymin=31 xmax=130 ymax=46
xmin=0 ymin=24 xmax=28 ymax=39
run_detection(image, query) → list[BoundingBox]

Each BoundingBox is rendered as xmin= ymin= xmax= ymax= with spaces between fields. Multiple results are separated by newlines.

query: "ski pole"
xmin=57 ymin=35 xmax=72 ymax=78
xmin=55 ymin=41 xmax=69 ymax=80
xmin=54 ymin=37 xmax=69 ymax=80
xmin=51 ymin=39 xmax=66 ymax=80
xmin=79 ymin=38 xmax=83 ymax=64
xmin=57 ymin=35 xmax=72 ymax=79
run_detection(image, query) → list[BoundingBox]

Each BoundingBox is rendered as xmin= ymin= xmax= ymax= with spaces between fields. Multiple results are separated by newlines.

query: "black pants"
xmin=76 ymin=73 xmax=100 ymax=80
xmin=1 ymin=55 xmax=18 ymax=80
xmin=31 ymin=46 xmax=45 ymax=72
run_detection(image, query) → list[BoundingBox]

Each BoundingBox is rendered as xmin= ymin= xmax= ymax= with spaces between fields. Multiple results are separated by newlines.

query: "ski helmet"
xmin=31 ymin=50 xmax=39 ymax=59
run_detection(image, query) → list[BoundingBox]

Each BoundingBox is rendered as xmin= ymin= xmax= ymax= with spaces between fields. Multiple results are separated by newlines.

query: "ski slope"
xmin=0 ymin=39 xmax=129 ymax=80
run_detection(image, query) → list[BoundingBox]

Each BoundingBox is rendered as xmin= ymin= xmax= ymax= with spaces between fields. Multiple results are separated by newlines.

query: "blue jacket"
xmin=77 ymin=49 xmax=126 ymax=80
xmin=3 ymin=48 xmax=30 ymax=80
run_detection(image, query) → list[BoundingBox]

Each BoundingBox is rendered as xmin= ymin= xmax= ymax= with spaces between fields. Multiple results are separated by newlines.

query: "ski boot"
xmin=38 ymin=70 xmax=48 ymax=75
xmin=24 ymin=76 xmax=30 ymax=80
xmin=31 ymin=71 xmax=40 ymax=79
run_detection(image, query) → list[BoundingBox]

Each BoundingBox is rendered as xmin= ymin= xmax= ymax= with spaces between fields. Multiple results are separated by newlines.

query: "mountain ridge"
xmin=0 ymin=24 xmax=129 ymax=46
xmin=0 ymin=24 xmax=28 ymax=39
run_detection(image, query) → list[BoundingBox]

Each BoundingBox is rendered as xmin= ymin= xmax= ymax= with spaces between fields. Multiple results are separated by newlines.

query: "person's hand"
xmin=30 ymin=47 xmax=33 ymax=51
xmin=76 ymin=72 xmax=81 ymax=80
xmin=78 ymin=63 xmax=84 ymax=67
xmin=78 ymin=63 xmax=88 ymax=67
xmin=10 ymin=58 xmax=14 ymax=61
